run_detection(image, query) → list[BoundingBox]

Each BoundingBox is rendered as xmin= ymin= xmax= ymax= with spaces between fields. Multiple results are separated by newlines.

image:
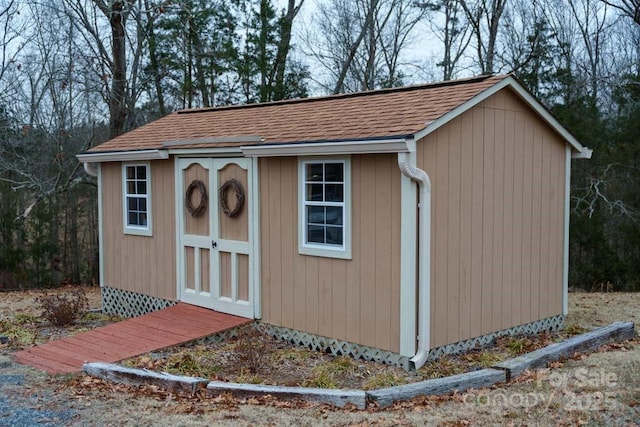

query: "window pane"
xmin=307 ymin=184 xmax=323 ymax=201
xmin=325 ymin=184 xmax=343 ymax=202
xmin=325 ymin=206 xmax=342 ymax=225
xmin=127 ymin=197 xmax=137 ymax=211
xmin=307 ymin=206 xmax=325 ymax=225
xmin=324 ymin=163 xmax=343 ymax=182
xmin=137 ymin=166 xmax=146 ymax=180
xmin=325 ymin=226 xmax=343 ymax=245
xmin=127 ymin=180 xmax=136 ymax=195
xmin=139 ymin=198 xmax=147 ymax=212
xmin=306 ymin=164 xmax=323 ymax=182
xmin=128 ymin=212 xmax=138 ymax=226
xmin=307 ymin=225 xmax=325 ymax=244
xmin=137 ymin=180 xmax=147 ymax=195
xmin=126 ymin=166 xmax=135 ymax=180
xmin=139 ymin=213 xmax=147 ymax=226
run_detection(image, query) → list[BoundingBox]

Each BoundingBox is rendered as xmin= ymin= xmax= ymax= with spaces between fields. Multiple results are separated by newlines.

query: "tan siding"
xmin=492 ymin=107 xmax=505 ymax=332
xmin=459 ymin=114 xmax=473 ymax=342
xmin=469 ymin=107 xmax=484 ymax=339
xmin=419 ymin=88 xmax=568 ymax=347
xmin=259 ymin=154 xmax=402 ymax=353
xmin=102 ymin=160 xmax=176 ymax=300
xmin=501 ymin=108 xmax=515 ymax=330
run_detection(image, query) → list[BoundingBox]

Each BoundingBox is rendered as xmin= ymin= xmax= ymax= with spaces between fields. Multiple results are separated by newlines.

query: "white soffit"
xmin=241 ymin=138 xmax=411 ymax=157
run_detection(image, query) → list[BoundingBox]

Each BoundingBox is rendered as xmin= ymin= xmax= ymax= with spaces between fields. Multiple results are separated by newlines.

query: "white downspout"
xmin=83 ymin=161 xmax=98 ymax=177
xmin=398 ymin=151 xmax=432 ymax=370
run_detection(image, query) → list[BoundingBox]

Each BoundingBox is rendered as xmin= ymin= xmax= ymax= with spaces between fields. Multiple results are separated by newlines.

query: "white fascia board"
xmin=572 ymin=147 xmax=593 ymax=159
xmin=414 ymin=76 xmax=586 ymax=154
xmin=240 ymin=138 xmax=410 ymax=157
xmin=77 ymin=149 xmax=169 ymax=163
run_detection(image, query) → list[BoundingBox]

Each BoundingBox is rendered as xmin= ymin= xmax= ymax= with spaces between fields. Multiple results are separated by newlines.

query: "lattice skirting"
xmin=256 ymin=323 xmax=411 ymax=370
xmin=101 ymin=286 xmax=176 ymax=318
xmin=257 ymin=315 xmax=564 ymax=371
xmin=425 ymin=314 xmax=566 ymax=362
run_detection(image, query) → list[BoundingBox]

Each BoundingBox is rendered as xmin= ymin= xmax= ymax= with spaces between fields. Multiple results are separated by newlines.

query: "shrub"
xmin=234 ymin=327 xmax=268 ymax=373
xmin=37 ymin=288 xmax=88 ymax=326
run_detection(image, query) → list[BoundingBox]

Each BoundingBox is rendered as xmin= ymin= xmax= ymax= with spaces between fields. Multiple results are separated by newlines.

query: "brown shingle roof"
xmin=88 ymin=75 xmax=508 ymax=153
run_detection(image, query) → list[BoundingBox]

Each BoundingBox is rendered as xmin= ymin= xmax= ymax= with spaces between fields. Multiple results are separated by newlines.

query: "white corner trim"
xmin=241 ymin=138 xmax=410 ymax=157
xmin=563 ymin=145 xmax=571 ymax=316
xmin=174 ymin=157 xmax=183 ymax=304
xmin=97 ymin=164 xmax=105 ymax=288
xmin=77 ymin=149 xmax=169 ymax=163
xmin=413 ymin=76 xmax=585 ymax=154
xmin=251 ymin=157 xmax=262 ymax=319
xmin=399 ymin=152 xmax=417 ymax=357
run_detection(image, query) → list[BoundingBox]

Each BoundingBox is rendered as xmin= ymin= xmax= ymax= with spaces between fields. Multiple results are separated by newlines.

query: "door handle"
xmin=212 ymin=241 xmax=217 ymax=249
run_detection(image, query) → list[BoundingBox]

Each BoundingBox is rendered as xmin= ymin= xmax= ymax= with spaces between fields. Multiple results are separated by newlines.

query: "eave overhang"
xmin=240 ymin=136 xmax=413 ymax=157
xmin=77 ymin=149 xmax=169 ymax=163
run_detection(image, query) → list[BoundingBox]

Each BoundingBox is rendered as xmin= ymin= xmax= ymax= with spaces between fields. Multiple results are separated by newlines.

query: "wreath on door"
xmin=185 ymin=179 xmax=208 ymax=217
xmin=219 ymin=178 xmax=245 ymax=218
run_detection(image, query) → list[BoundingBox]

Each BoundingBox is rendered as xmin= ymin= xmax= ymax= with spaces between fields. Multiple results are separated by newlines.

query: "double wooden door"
xmin=177 ymin=158 xmax=254 ymax=318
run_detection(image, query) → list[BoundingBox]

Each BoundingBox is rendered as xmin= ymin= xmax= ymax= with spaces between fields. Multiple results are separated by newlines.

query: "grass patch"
xmin=303 ymin=356 xmax=356 ymax=389
xmin=418 ymin=355 xmax=466 ymax=379
xmin=273 ymin=347 xmax=313 ymax=364
xmin=462 ymin=350 xmax=504 ymax=367
xmin=363 ymin=372 xmax=407 ymax=390
xmin=164 ymin=351 xmax=222 ymax=378
xmin=563 ymin=323 xmax=588 ymax=336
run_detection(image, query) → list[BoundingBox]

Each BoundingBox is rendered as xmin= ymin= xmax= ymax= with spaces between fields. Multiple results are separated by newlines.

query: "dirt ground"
xmin=1 ymin=287 xmax=639 ymax=426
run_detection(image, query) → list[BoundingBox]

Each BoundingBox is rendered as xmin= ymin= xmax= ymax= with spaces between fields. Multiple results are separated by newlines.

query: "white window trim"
xmin=298 ymin=156 xmax=352 ymax=259
xmin=122 ymin=162 xmax=153 ymax=236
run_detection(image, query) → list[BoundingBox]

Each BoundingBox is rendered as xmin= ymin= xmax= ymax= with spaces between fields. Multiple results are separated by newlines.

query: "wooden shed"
xmin=78 ymin=75 xmax=591 ymax=369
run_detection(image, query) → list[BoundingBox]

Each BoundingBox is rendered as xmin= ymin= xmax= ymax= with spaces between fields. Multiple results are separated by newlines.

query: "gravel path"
xmin=0 ymin=358 xmax=75 ymax=426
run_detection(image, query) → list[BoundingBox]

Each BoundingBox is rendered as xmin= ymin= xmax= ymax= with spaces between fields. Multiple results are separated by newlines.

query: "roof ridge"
xmin=177 ymin=74 xmax=499 ymax=115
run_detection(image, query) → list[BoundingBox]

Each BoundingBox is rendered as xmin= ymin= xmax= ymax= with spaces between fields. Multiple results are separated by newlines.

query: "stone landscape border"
xmin=83 ymin=321 xmax=635 ymax=410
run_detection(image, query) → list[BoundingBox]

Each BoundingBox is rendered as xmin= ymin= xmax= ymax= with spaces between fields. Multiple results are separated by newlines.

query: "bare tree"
xmin=418 ymin=0 xmax=472 ymax=80
xmin=62 ymin=0 xmax=140 ymax=138
xmin=602 ymin=0 xmax=640 ymax=24
xmin=271 ymin=0 xmax=305 ymax=100
xmin=0 ymin=0 xmax=30 ymax=108
xmin=458 ymin=0 xmax=507 ymax=74
xmin=306 ymin=0 xmax=423 ymax=93
xmin=566 ymin=0 xmax=615 ymax=100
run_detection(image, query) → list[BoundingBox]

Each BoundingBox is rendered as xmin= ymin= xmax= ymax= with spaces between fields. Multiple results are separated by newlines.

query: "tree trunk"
xmin=271 ymin=0 xmax=303 ymax=100
xmin=108 ymin=0 xmax=128 ymax=138
xmin=144 ymin=0 xmax=166 ymax=116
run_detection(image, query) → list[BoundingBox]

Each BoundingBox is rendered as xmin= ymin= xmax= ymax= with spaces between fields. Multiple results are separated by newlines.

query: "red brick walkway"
xmin=13 ymin=303 xmax=250 ymax=374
